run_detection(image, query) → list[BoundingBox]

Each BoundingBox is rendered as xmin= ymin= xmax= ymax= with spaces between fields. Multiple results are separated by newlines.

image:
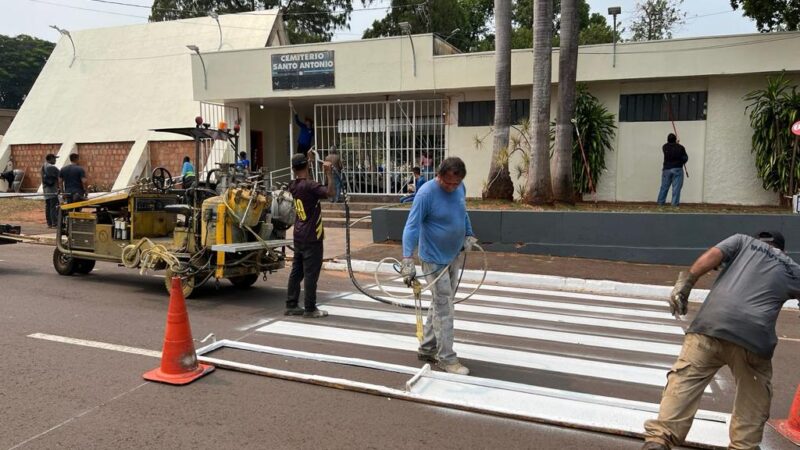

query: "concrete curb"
xmin=326 ymin=259 xmax=800 ymax=310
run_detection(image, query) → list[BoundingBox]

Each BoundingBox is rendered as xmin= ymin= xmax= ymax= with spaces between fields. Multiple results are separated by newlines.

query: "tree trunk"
xmin=523 ymin=0 xmax=554 ymax=205
xmin=552 ymin=0 xmax=579 ymax=203
xmin=483 ymin=0 xmax=514 ymax=200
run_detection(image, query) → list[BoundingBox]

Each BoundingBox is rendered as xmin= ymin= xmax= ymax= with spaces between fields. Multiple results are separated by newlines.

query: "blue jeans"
xmin=330 ymin=171 xmax=343 ymax=202
xmin=419 ymin=257 xmax=464 ymax=364
xmin=658 ymin=168 xmax=684 ymax=206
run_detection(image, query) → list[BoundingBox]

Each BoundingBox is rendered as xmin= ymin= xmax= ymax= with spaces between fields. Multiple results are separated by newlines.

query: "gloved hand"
xmin=463 ymin=235 xmax=479 ymax=252
xmin=669 ymin=271 xmax=698 ymax=316
xmin=400 ymin=257 xmax=416 ymax=287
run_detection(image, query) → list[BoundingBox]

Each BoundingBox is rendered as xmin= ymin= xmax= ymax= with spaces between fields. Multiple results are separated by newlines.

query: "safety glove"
xmin=400 ymin=257 xmax=417 ymax=287
xmin=669 ymin=271 xmax=698 ymax=316
xmin=463 ymin=235 xmax=479 ymax=252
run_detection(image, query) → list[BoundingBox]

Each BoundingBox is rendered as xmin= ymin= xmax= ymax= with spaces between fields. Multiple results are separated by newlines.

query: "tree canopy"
xmin=362 ymin=0 xmax=494 ymax=52
xmin=512 ymin=0 xmax=616 ymax=49
xmin=0 ymin=34 xmax=55 ymax=109
xmin=364 ymin=0 xmax=616 ymax=52
xmin=629 ymin=0 xmax=686 ymax=41
xmin=150 ymin=0 xmax=371 ymax=43
xmin=730 ymin=0 xmax=800 ymax=31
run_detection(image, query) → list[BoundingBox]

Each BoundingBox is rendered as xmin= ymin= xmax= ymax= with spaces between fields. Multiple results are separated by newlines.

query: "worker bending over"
xmin=643 ymin=231 xmax=799 ymax=450
xmin=401 ymin=157 xmax=477 ymax=375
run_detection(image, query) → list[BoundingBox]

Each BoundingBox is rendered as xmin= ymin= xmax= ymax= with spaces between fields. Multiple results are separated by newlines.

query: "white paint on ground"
xmin=323 ymin=305 xmax=682 ymax=356
xmin=236 ymin=318 xmax=274 ymax=331
xmin=373 ymin=285 xmax=674 ymax=320
xmin=28 ymin=333 xmax=161 ymax=358
xmin=451 ymin=282 xmax=666 ymax=307
xmin=256 ymin=321 xmax=710 ymax=390
xmin=338 ymin=293 xmax=685 ymax=335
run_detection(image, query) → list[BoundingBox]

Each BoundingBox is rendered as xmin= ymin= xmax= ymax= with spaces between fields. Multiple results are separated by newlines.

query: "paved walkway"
xmin=13 ymin=218 xmax=709 ymax=288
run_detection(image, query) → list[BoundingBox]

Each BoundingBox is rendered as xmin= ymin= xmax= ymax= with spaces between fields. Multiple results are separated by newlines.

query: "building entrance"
xmin=313 ymin=100 xmax=445 ymax=195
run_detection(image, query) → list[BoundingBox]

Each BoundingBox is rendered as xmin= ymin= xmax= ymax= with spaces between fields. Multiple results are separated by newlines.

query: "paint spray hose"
xmin=343 ymin=194 xmax=488 ymax=311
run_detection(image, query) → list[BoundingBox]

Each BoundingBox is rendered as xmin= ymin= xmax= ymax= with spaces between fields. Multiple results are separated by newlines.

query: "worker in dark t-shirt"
xmin=643 ymin=231 xmax=800 ymax=450
xmin=285 ymin=151 xmax=335 ymax=318
xmin=60 ymin=153 xmax=87 ymax=203
xmin=656 ymin=133 xmax=689 ymax=207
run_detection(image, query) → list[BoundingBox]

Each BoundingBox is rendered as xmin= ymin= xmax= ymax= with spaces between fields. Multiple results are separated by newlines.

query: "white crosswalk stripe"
xmin=339 ymin=293 xmax=684 ymax=335
xmin=249 ymin=279 xmax=725 ymax=439
xmin=321 ymin=305 xmax=683 ymax=356
xmin=375 ymin=284 xmax=674 ymax=319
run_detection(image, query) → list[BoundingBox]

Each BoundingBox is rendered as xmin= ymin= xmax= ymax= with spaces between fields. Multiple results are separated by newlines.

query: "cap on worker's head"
xmin=756 ymin=231 xmax=785 ymax=251
xmin=291 ymin=153 xmax=308 ymax=170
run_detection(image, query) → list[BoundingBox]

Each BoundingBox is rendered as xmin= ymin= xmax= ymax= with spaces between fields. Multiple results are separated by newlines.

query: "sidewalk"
xmin=13 ymin=217 xmax=709 ymax=289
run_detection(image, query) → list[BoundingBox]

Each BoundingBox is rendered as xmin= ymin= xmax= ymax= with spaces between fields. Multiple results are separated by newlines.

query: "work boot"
xmin=284 ymin=306 xmax=304 ymax=316
xmin=641 ymin=441 xmax=669 ymax=450
xmin=417 ymin=350 xmax=437 ymax=363
xmin=436 ymin=360 xmax=469 ymax=375
xmin=303 ymin=309 xmax=329 ymax=318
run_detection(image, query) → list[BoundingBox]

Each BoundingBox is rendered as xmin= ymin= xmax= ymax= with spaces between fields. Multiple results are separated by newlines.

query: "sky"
xmin=0 ymin=0 xmax=759 ymax=44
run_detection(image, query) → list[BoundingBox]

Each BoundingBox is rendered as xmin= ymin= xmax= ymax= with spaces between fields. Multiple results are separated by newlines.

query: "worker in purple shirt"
xmin=284 ymin=152 xmax=335 ymax=318
xmin=400 ymin=157 xmax=478 ymax=375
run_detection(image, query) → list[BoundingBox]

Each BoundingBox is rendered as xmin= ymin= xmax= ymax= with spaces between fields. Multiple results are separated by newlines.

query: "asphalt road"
xmin=2 ymin=243 xmax=799 ymax=450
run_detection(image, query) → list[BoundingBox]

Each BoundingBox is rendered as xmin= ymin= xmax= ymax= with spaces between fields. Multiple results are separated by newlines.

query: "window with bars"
xmin=619 ymin=92 xmax=707 ymax=122
xmin=457 ymin=99 xmax=530 ymax=127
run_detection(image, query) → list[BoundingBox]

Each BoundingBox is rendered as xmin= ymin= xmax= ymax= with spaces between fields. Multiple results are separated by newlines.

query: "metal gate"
xmin=199 ymin=102 xmax=240 ymax=178
xmin=314 ymin=99 xmax=445 ymax=195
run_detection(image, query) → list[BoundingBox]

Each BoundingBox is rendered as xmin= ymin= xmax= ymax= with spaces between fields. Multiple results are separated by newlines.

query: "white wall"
xmin=702 ymin=74 xmax=800 ymax=205
xmin=0 ymin=12 xmax=279 ymax=184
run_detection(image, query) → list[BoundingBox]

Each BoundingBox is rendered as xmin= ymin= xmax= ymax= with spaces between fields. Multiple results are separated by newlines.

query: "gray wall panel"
xmin=371 ymin=208 xmax=800 ymax=264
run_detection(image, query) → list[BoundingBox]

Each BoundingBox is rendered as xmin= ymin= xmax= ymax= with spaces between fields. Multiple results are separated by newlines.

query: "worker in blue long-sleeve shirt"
xmin=400 ymin=157 xmax=478 ymax=376
xmin=293 ymin=106 xmax=314 ymax=155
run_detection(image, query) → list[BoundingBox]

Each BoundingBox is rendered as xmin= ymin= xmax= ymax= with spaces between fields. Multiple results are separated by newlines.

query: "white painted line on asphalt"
xmin=338 ymin=293 xmax=685 ymax=335
xmin=373 ymin=285 xmax=674 ymax=320
xmin=323 ymin=305 xmax=682 ymax=356
xmin=453 ymin=282 xmax=666 ymax=307
xmin=256 ymin=321 xmax=706 ymax=390
xmin=8 ymin=381 xmax=150 ymax=450
xmin=236 ymin=318 xmax=274 ymax=331
xmin=779 ymin=336 xmax=800 ymax=342
xmin=28 ymin=333 xmax=161 ymax=358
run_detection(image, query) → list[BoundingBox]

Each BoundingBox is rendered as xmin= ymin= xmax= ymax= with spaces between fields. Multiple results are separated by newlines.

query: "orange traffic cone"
xmin=770 ymin=384 xmax=800 ymax=445
xmin=143 ymin=277 xmax=214 ymax=385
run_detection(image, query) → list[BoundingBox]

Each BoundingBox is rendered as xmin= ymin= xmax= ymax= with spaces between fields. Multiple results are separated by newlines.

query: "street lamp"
xmin=443 ymin=28 xmax=461 ymax=43
xmin=186 ymin=45 xmax=207 ymax=90
xmin=398 ymin=21 xmax=416 ymax=77
xmin=209 ymin=11 xmax=222 ymax=51
xmin=50 ymin=25 xmax=76 ymax=68
xmin=608 ymin=6 xmax=621 ymax=68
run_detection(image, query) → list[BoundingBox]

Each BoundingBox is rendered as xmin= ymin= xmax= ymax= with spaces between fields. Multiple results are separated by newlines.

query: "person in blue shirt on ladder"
xmin=292 ymin=105 xmax=314 ymax=155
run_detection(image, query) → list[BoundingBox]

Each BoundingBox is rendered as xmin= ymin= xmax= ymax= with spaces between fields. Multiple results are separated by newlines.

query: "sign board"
xmin=271 ymin=51 xmax=335 ymax=90
xmin=792 ymin=121 xmax=800 ymax=136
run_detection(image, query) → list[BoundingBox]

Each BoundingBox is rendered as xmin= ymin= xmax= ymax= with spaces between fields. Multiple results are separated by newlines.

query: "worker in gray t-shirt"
xmin=642 ymin=231 xmax=799 ymax=450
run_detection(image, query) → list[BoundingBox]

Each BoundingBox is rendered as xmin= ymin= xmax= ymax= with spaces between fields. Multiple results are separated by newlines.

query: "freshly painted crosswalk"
xmin=321 ymin=305 xmax=683 ymax=356
xmin=247 ymin=278 xmax=726 ymax=442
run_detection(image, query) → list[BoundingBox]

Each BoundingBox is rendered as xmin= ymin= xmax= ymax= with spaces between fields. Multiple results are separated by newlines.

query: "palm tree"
xmin=483 ymin=0 xmax=514 ymax=200
xmin=523 ymin=0 xmax=554 ymax=204
xmin=552 ymin=0 xmax=579 ymax=203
